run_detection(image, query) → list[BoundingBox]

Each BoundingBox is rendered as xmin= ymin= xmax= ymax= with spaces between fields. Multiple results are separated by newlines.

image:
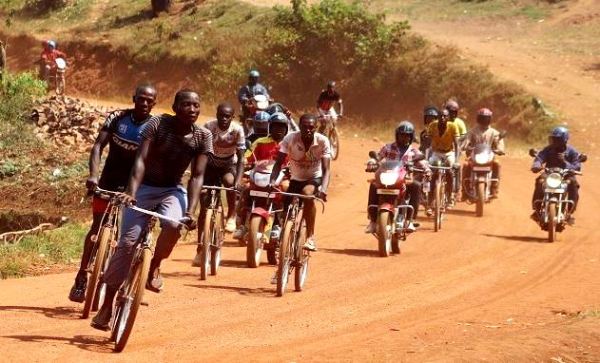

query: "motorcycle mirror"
xmin=579 ymin=154 xmax=588 ymax=163
xmin=368 ymin=151 xmax=378 ymax=159
xmin=528 ymin=148 xmax=537 ymax=158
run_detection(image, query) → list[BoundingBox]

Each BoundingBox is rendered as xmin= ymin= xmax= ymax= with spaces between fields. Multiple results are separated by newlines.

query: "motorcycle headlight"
xmin=474 ymin=151 xmax=493 ymax=165
xmin=545 ymin=173 xmax=562 ymax=188
xmin=379 ymin=171 xmax=399 ymax=186
xmin=252 ymin=172 xmax=270 ymax=188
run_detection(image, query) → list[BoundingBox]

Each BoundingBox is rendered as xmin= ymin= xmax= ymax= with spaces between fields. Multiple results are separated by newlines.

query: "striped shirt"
xmin=140 ymin=115 xmax=213 ymax=187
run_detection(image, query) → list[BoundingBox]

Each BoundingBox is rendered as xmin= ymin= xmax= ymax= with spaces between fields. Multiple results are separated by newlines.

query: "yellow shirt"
xmin=427 ymin=121 xmax=459 ymax=153
xmin=451 ymin=117 xmax=467 ymax=136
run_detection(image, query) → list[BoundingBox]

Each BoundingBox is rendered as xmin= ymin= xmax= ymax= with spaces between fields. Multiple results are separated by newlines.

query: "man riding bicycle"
xmin=238 ymin=69 xmax=270 ymax=122
xmin=426 ymin=108 xmax=460 ymax=213
xmin=191 ymin=102 xmax=245 ymax=266
xmin=92 ymin=89 xmax=212 ymax=331
xmin=68 ymin=84 xmax=157 ymax=303
xmin=270 ymin=114 xmax=331 ymax=252
xmin=444 ymin=99 xmax=467 ymax=138
xmin=365 ymin=121 xmax=428 ymax=234
xmin=316 ymin=81 xmax=343 ymax=125
xmin=39 ymin=40 xmax=66 ymax=82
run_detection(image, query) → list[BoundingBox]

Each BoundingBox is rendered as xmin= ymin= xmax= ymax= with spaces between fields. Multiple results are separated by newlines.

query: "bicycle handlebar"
xmin=127 ymin=205 xmax=188 ymax=227
xmin=429 ymin=165 xmax=453 ymax=170
xmin=202 ymin=185 xmax=242 ymax=194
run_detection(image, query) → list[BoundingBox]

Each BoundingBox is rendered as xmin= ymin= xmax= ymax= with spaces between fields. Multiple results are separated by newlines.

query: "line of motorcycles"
xmin=365 ymin=141 xmax=587 ymax=255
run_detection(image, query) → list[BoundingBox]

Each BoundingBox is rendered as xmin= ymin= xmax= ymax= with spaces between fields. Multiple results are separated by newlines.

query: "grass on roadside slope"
xmin=0 ymin=222 xmax=87 ymax=279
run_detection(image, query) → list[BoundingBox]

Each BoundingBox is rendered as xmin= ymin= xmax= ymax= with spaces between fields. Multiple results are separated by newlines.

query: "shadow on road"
xmin=185 ymin=284 xmax=273 ymax=297
xmin=482 ymin=233 xmax=549 ymax=243
xmin=0 ymin=305 xmax=81 ymax=320
xmin=321 ymin=248 xmax=380 ymax=257
xmin=3 ymin=334 xmax=112 ymax=353
xmin=219 ymin=259 xmax=249 ymax=268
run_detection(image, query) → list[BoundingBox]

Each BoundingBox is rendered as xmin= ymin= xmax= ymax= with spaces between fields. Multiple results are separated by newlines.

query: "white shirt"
xmin=204 ymin=120 xmax=245 ymax=166
xmin=279 ymin=131 xmax=331 ymax=181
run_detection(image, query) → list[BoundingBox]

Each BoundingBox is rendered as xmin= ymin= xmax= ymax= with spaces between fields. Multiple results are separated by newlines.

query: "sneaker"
xmin=68 ymin=271 xmax=87 ymax=303
xmin=426 ymin=208 xmax=433 ymax=217
xmin=191 ymin=252 xmax=202 ymax=267
xmin=270 ymin=225 xmax=281 ymax=240
xmin=303 ymin=237 xmax=317 ymax=252
xmin=91 ymin=305 xmax=112 ymax=331
xmin=364 ymin=221 xmax=377 ymax=234
xmin=232 ymin=225 xmax=247 ymax=239
xmin=406 ymin=222 xmax=417 ymax=233
xmin=225 ymin=217 xmax=237 ymax=233
xmin=146 ymin=267 xmax=163 ymax=293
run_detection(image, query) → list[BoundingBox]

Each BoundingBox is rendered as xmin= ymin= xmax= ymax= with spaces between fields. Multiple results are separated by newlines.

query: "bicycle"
xmin=318 ymin=114 xmax=340 ymax=161
xmin=81 ymin=187 xmax=122 ymax=319
xmin=198 ymin=185 xmax=241 ymax=280
xmin=274 ymin=191 xmax=325 ymax=297
xmin=429 ymin=164 xmax=454 ymax=232
xmin=110 ymin=205 xmax=187 ymax=352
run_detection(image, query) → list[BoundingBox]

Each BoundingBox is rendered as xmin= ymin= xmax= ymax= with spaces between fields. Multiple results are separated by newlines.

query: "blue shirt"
xmin=532 ymin=144 xmax=581 ymax=171
xmin=237 ymin=83 xmax=270 ymax=104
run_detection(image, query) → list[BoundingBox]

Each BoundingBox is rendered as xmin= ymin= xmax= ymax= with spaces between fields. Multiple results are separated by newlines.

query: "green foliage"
xmin=0 ymin=222 xmax=86 ymax=279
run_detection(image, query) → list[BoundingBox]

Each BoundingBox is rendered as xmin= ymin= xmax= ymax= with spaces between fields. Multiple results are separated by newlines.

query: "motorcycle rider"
xmin=426 ymin=108 xmax=460 ymax=213
xmin=530 ymin=126 xmax=582 ymax=224
xmin=68 ymin=84 xmax=157 ymax=303
xmin=246 ymin=111 xmax=271 ymax=144
xmin=445 ymin=99 xmax=467 ymax=138
xmin=191 ymin=102 xmax=245 ymax=266
xmin=365 ymin=121 xmax=428 ymax=234
xmin=238 ymin=69 xmax=270 ymax=121
xmin=270 ymin=113 xmax=331 ymax=252
xmin=39 ymin=40 xmax=67 ymax=82
xmin=267 ymin=102 xmax=299 ymax=132
xmin=462 ymin=108 xmax=505 ymax=198
xmin=316 ymin=81 xmax=343 ymax=125
xmin=233 ymin=112 xmax=290 ymax=240
xmin=420 ymin=106 xmax=439 ymax=155
xmin=92 ymin=89 xmax=212 ymax=331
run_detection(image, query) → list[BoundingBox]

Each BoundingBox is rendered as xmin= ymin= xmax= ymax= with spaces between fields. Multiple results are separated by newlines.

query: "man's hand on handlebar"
xmin=116 ymin=192 xmax=136 ymax=206
xmin=316 ymin=190 xmax=328 ymax=202
xmin=181 ymin=213 xmax=198 ymax=231
xmin=85 ymin=176 xmax=98 ymax=191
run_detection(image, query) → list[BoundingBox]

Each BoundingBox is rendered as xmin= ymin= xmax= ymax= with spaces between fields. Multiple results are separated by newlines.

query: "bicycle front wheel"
xmin=210 ymin=208 xmax=224 ymax=276
xmin=113 ymin=247 xmax=151 ymax=352
xmin=294 ymin=219 xmax=309 ymax=292
xmin=200 ymin=209 xmax=213 ymax=280
xmin=82 ymin=226 xmax=110 ymax=319
xmin=276 ymin=221 xmax=294 ymax=297
xmin=330 ymin=127 xmax=340 ymax=161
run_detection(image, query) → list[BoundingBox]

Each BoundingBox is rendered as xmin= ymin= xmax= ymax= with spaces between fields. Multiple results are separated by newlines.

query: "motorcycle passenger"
xmin=191 ymin=103 xmax=245 ymax=266
xmin=92 ymin=89 xmax=212 ymax=331
xmin=426 ymin=108 xmax=460 ymax=212
xmin=462 ymin=108 xmax=505 ymax=198
xmin=270 ymin=113 xmax=331 ymax=252
xmin=316 ymin=81 xmax=343 ymax=125
xmin=420 ymin=106 xmax=439 ymax=155
xmin=365 ymin=121 xmax=428 ymax=234
xmin=530 ymin=126 xmax=582 ymax=224
xmin=267 ymin=102 xmax=299 ymax=132
xmin=246 ymin=111 xmax=271 ymax=144
xmin=445 ymin=99 xmax=467 ymax=138
xmin=238 ymin=69 xmax=270 ymax=121
xmin=233 ymin=112 xmax=290 ymax=240
xmin=39 ymin=40 xmax=66 ymax=82
xmin=68 ymin=85 xmax=157 ymax=303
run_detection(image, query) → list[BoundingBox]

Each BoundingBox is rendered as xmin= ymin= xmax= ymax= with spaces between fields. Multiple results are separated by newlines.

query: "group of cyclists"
xmin=63 ymin=65 xmax=583 ymax=333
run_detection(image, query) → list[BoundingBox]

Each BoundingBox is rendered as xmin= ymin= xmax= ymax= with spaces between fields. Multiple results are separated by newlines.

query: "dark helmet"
xmin=395 ymin=120 xmax=415 ymax=143
xmin=269 ymin=112 xmax=289 ymax=130
xmin=327 ymin=80 xmax=336 ymax=88
xmin=477 ymin=108 xmax=493 ymax=126
xmin=266 ymin=102 xmax=285 ymax=115
xmin=253 ymin=111 xmax=270 ymax=135
xmin=445 ymin=99 xmax=460 ymax=112
xmin=424 ymin=106 xmax=440 ymax=118
xmin=549 ymin=126 xmax=569 ymax=146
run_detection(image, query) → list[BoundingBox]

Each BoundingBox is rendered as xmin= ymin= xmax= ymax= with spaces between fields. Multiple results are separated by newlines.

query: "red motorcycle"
xmin=366 ymin=151 xmax=417 ymax=257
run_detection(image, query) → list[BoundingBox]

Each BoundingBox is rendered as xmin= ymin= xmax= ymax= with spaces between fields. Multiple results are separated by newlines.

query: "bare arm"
xmin=126 ymin=138 xmax=151 ymax=198
xmin=338 ymin=99 xmax=344 ymax=116
xmin=320 ymin=157 xmax=331 ymax=195
xmin=270 ymin=152 xmax=287 ymax=185
xmin=187 ymin=153 xmax=208 ymax=216
xmin=234 ymin=148 xmax=245 ymax=187
xmin=88 ymin=130 xmax=110 ymax=182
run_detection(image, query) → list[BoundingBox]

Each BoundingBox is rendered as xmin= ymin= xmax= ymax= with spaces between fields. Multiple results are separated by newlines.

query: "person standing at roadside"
xmin=0 ymin=40 xmax=6 ymax=82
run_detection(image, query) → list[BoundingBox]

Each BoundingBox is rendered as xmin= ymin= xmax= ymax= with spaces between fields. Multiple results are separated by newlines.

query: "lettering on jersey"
xmin=112 ymin=135 xmax=138 ymax=151
xmin=118 ymin=123 xmax=128 ymax=134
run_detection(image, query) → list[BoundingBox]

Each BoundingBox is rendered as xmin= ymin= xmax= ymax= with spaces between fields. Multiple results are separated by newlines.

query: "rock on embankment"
xmin=30 ymin=96 xmax=109 ymax=152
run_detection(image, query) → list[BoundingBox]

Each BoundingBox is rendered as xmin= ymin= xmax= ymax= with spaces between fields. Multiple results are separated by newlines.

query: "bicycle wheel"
xmin=294 ymin=219 xmax=309 ymax=292
xmin=247 ymin=216 xmax=265 ymax=268
xmin=210 ymin=208 xmax=224 ymax=276
xmin=434 ymin=181 xmax=442 ymax=232
xmin=113 ymin=247 xmax=151 ymax=352
xmin=200 ymin=209 xmax=213 ymax=280
xmin=276 ymin=220 xmax=294 ymax=297
xmin=330 ymin=127 xmax=340 ymax=161
xmin=82 ymin=226 xmax=110 ymax=319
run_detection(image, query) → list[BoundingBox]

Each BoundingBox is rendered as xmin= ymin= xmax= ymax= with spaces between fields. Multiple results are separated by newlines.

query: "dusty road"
xmin=1 ymin=135 xmax=599 ymax=361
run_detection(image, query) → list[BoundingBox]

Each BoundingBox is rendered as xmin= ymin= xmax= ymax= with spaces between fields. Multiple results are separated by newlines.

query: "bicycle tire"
xmin=434 ymin=181 xmax=442 ymax=232
xmin=200 ymin=208 xmax=213 ymax=280
xmin=210 ymin=208 xmax=224 ymax=276
xmin=276 ymin=220 xmax=294 ymax=297
xmin=294 ymin=219 xmax=309 ymax=291
xmin=82 ymin=226 xmax=110 ymax=319
xmin=330 ymin=127 xmax=340 ymax=161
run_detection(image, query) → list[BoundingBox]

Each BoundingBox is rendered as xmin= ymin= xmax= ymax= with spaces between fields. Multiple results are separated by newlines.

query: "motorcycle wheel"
xmin=547 ymin=202 xmax=557 ymax=243
xmin=434 ymin=182 xmax=442 ymax=232
xmin=56 ymin=75 xmax=65 ymax=95
xmin=330 ymin=127 xmax=340 ymax=161
xmin=376 ymin=211 xmax=392 ymax=257
xmin=247 ymin=216 xmax=265 ymax=268
xmin=475 ymin=181 xmax=485 ymax=217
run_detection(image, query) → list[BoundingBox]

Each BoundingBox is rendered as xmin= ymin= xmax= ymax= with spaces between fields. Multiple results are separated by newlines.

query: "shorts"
xmin=288 ymin=178 xmax=323 ymax=195
xmin=204 ymin=163 xmax=237 ymax=187
xmin=92 ymin=195 xmax=110 ymax=215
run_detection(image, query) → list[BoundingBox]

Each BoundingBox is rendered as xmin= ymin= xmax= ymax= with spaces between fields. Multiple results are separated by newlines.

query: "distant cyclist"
xmin=316 ymin=81 xmax=343 ymax=123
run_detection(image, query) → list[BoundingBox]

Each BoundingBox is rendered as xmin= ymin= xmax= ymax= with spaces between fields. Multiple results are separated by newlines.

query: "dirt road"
xmin=1 ymin=135 xmax=599 ymax=361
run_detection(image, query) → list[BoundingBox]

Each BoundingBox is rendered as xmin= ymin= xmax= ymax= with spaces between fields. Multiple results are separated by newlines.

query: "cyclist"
xmin=270 ymin=114 xmax=331 ymax=252
xmin=420 ymin=106 xmax=439 ymax=155
xmin=530 ymin=126 xmax=582 ymax=224
xmin=92 ymin=89 xmax=212 ymax=331
xmin=365 ymin=121 xmax=428 ymax=234
xmin=426 ymin=108 xmax=460 ymax=214
xmin=238 ymin=69 xmax=270 ymax=121
xmin=39 ymin=40 xmax=66 ymax=82
xmin=445 ymin=99 xmax=467 ymax=138
xmin=191 ymin=102 xmax=245 ymax=266
xmin=462 ymin=108 xmax=505 ymax=198
xmin=316 ymin=81 xmax=343 ymax=123
xmin=68 ymin=84 xmax=157 ymax=303
xmin=233 ymin=112 xmax=290 ymax=240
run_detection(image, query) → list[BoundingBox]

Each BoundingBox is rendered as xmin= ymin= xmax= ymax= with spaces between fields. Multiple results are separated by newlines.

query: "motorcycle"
xmin=529 ymin=149 xmax=586 ymax=242
xmin=241 ymin=94 xmax=269 ymax=136
xmin=366 ymin=151 xmax=417 ymax=257
xmin=238 ymin=160 xmax=286 ymax=267
xmin=318 ymin=114 xmax=340 ymax=161
xmin=462 ymin=136 xmax=505 ymax=217
xmin=38 ymin=58 xmax=67 ymax=95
